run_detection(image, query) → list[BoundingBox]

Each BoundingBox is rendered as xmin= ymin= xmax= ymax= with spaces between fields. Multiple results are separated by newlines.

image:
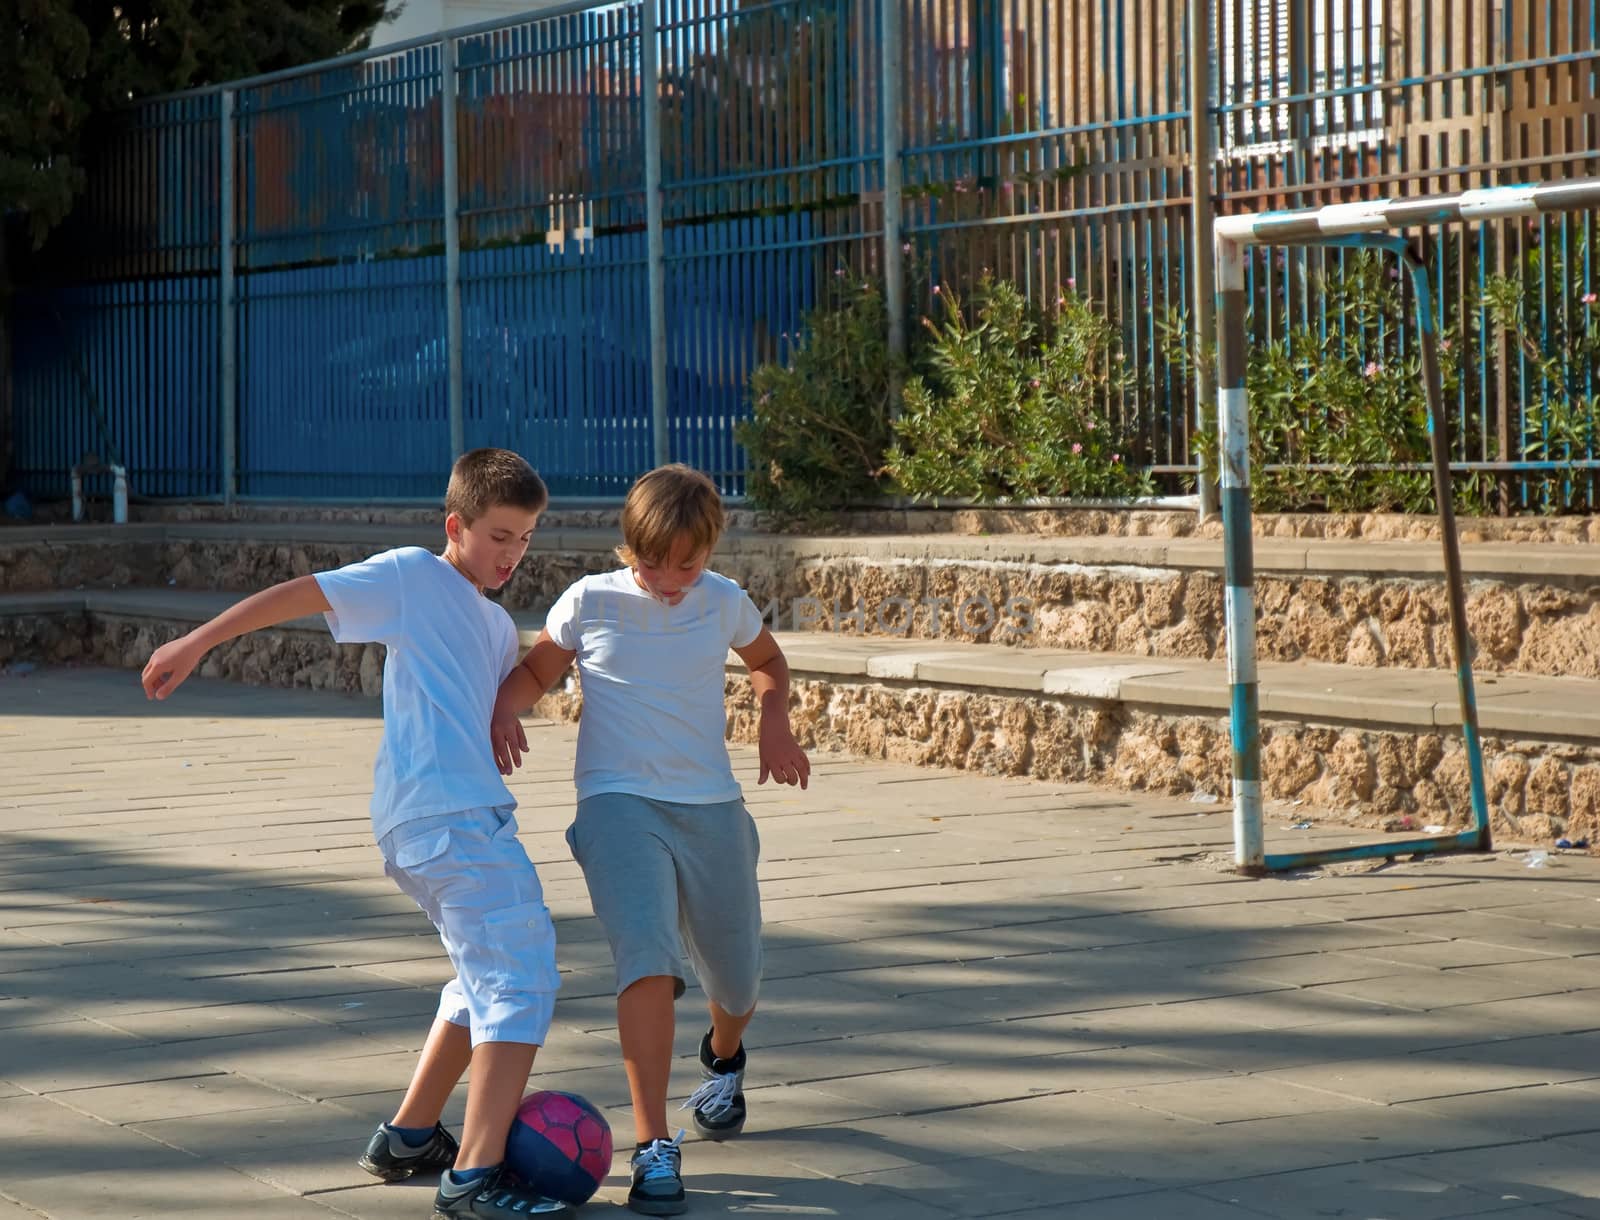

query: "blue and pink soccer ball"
xmin=505 ymin=1090 xmax=613 ymax=1206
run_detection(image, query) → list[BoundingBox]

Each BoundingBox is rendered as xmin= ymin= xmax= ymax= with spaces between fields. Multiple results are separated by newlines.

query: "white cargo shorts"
xmin=380 ymin=806 xmax=560 ymax=1046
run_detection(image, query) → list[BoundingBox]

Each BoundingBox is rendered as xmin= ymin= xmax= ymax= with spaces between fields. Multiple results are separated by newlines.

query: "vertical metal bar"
xmin=882 ymin=0 xmax=907 ymax=376
xmin=1405 ymin=245 xmax=1493 ymax=851
xmin=642 ymin=0 xmax=670 ymax=468
xmin=219 ymin=89 xmax=237 ymax=503
xmin=1286 ymin=0 xmax=1310 ymax=327
xmin=442 ymin=35 xmax=465 ymax=460
xmin=1216 ymin=231 xmax=1262 ymax=873
xmin=1189 ymin=0 xmax=1218 ymax=517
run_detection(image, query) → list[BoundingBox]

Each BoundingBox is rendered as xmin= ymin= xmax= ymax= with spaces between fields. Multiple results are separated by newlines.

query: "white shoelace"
xmin=681 ymin=1070 xmax=741 ymax=1120
xmin=634 ymin=1131 xmax=684 ymax=1182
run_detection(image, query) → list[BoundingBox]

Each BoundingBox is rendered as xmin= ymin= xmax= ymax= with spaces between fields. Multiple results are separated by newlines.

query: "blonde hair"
xmin=616 ymin=464 xmax=724 ymax=566
xmin=445 ymin=448 xmax=548 ymax=523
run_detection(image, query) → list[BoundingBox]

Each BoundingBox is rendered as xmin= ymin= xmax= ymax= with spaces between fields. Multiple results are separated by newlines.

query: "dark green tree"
xmin=1 ymin=0 xmax=390 ymax=493
xmin=3 ymin=0 xmax=390 ymax=244
xmin=1 ymin=1 xmax=91 ymax=246
xmin=75 ymin=0 xmax=390 ymax=109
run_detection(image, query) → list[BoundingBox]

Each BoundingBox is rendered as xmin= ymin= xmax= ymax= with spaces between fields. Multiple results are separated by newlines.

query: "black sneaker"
xmin=628 ymin=1133 xmax=685 ymax=1216
xmin=682 ymin=1029 xmax=746 ymax=1140
xmin=432 ymin=1164 xmax=569 ymax=1219
xmin=359 ymin=1122 xmax=459 ymax=1182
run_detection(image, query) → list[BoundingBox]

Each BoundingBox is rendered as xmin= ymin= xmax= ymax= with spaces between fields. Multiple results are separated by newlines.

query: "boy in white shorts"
xmin=489 ymin=463 xmax=810 ymax=1216
xmin=142 ymin=449 xmax=568 ymax=1220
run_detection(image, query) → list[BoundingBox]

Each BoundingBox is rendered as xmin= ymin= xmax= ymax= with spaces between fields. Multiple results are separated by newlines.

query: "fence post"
xmin=642 ymin=0 xmax=671 ymax=468
xmin=219 ymin=89 xmax=237 ymax=503
xmin=441 ymin=36 xmax=465 ymax=460
xmin=881 ymin=0 xmax=906 ymax=385
xmin=1188 ymin=0 xmax=1217 ymax=518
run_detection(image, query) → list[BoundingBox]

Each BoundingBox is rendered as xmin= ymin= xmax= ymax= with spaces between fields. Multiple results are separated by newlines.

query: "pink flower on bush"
xmin=1584 ymin=292 xmax=1598 ymax=305
xmin=1363 ymin=361 xmax=1382 ymax=379
xmin=1112 ymin=453 xmax=1121 ymax=463
xmin=1072 ymin=442 xmax=1083 ymax=455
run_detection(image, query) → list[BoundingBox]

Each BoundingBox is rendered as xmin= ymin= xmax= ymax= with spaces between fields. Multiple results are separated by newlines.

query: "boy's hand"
xmin=758 ymin=720 xmax=810 ymax=789
xmin=142 ymin=634 xmax=205 ymax=700
xmin=491 ymin=703 xmax=529 ymax=775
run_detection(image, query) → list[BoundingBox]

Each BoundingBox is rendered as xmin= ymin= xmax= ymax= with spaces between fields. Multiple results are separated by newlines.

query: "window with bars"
xmin=1218 ymin=0 xmax=1385 ymax=153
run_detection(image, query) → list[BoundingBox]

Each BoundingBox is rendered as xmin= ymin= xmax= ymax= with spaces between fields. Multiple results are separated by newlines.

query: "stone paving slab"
xmin=4 ymin=667 xmax=1600 ymax=1219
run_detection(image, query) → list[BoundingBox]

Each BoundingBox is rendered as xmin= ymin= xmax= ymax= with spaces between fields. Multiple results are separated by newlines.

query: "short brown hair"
xmin=616 ymin=464 xmax=724 ymax=566
xmin=445 ymin=448 xmax=548 ymax=523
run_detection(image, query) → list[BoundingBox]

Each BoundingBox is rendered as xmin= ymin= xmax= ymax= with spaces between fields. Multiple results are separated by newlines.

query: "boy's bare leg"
xmin=392 ymin=1016 xmax=473 ymax=1130
xmin=618 ymin=975 xmax=677 ymax=1143
xmin=707 ymin=1001 xmax=754 ymax=1061
xmin=455 ymin=1041 xmax=538 ymax=1169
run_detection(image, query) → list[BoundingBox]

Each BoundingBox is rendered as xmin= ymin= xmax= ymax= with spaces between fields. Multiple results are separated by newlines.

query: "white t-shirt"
xmin=315 ymin=547 xmax=520 ymax=840
xmin=544 ymin=568 xmax=765 ymax=805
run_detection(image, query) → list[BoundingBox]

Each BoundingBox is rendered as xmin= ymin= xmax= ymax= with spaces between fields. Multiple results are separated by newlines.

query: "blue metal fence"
xmin=10 ymin=1 xmax=1600 ymax=506
xmin=12 ymin=278 xmax=221 ymax=500
xmin=238 ymin=258 xmax=447 ymax=497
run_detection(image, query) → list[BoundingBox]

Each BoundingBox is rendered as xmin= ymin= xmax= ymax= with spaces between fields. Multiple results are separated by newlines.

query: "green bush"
xmin=1174 ymin=252 xmax=1496 ymax=514
xmin=885 ymin=277 xmax=1152 ymax=502
xmin=734 ymin=276 xmax=902 ymax=526
xmin=1482 ymin=247 xmax=1600 ymax=513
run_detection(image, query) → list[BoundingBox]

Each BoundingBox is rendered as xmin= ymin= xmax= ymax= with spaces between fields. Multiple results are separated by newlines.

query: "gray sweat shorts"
xmin=567 ymin=791 xmax=763 ymax=1015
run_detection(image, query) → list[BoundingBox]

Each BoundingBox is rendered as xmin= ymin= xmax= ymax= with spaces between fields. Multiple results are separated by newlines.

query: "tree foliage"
xmin=1 ymin=0 xmax=390 ymax=244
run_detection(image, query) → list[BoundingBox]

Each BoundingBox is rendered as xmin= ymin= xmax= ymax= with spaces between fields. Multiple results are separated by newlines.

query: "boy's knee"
xmin=620 ymin=973 xmax=685 ymax=1000
xmin=712 ymin=986 xmax=760 ymax=1019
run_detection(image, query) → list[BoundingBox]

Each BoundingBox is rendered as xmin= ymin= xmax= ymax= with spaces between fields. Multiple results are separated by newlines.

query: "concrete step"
xmin=5 ymin=519 xmax=1599 ymax=581
xmin=4 ymin=587 xmax=1597 ymax=849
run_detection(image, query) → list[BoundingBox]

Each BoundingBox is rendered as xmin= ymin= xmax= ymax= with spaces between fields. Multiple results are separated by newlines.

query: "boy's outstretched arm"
xmin=734 ymin=627 xmax=810 ymax=789
xmin=491 ymin=628 xmax=577 ymax=775
xmin=141 ymin=575 xmax=332 ymax=701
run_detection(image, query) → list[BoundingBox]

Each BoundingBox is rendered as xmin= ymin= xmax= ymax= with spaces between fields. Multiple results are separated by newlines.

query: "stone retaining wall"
xmin=0 ymin=610 xmax=90 ymax=669
xmin=8 ymin=610 xmax=401 ymax=702
xmin=9 ymin=537 xmax=1595 ymax=680
xmin=720 ymin=675 xmax=1600 ymax=850
xmin=11 ymin=608 xmax=1593 ymax=849
xmin=748 ymin=561 xmax=1600 ymax=682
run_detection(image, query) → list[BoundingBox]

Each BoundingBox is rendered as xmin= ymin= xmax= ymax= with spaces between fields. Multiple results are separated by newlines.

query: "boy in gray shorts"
xmin=142 ymin=450 xmax=568 ymax=1220
xmin=490 ymin=463 xmax=810 ymax=1216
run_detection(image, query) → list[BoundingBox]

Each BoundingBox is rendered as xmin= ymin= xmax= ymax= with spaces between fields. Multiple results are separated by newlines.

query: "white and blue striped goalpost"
xmin=1212 ymin=180 xmax=1600 ymax=873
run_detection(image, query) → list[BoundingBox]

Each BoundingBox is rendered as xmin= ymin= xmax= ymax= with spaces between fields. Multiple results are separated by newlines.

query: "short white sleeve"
xmin=315 ymin=550 xmax=406 ymax=645
xmin=501 ymin=617 xmax=521 ymax=679
xmin=543 ymin=579 xmax=585 ymax=651
xmin=727 ymin=584 xmax=764 ymax=649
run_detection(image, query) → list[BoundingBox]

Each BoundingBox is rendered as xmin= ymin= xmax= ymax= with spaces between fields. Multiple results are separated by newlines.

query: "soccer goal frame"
xmin=1213 ymin=179 xmax=1600 ymax=873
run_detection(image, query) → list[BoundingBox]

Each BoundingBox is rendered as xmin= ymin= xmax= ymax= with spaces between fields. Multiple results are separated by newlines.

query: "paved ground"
xmin=3 ymin=668 xmax=1599 ymax=1220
